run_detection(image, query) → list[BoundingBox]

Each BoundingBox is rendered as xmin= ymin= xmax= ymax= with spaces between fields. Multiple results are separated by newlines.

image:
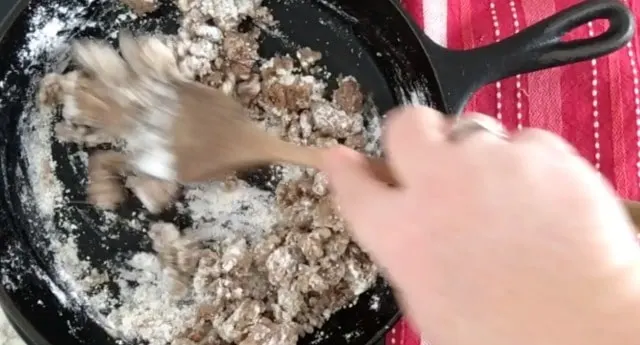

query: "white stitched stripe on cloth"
xmin=422 ymin=0 xmax=448 ymax=47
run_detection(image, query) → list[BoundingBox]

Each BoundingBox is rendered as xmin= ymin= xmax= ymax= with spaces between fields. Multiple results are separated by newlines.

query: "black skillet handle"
xmin=424 ymin=0 xmax=635 ymax=115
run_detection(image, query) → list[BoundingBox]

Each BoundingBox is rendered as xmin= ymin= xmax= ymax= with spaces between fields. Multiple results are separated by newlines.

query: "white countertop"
xmin=0 ymin=309 xmax=27 ymax=345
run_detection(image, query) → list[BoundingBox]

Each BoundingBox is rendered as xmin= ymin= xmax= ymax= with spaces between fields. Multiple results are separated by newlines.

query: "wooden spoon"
xmin=624 ymin=200 xmax=640 ymax=231
xmin=175 ymin=82 xmax=640 ymax=231
xmin=71 ymin=33 xmax=640 ymax=231
xmin=171 ymin=81 xmax=395 ymax=183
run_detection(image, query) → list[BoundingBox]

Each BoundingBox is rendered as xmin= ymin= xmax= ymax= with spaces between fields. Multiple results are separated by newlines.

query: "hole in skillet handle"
xmin=421 ymin=0 xmax=635 ymax=116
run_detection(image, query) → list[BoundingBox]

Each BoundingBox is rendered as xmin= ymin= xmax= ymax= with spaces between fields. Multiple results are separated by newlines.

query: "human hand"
xmin=322 ymin=106 xmax=640 ymax=345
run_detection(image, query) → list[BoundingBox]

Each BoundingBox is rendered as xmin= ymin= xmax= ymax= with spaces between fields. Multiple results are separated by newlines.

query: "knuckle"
xmin=512 ymin=128 xmax=577 ymax=157
xmin=385 ymin=106 xmax=443 ymax=135
xmin=514 ymin=128 xmax=571 ymax=147
xmin=383 ymin=106 xmax=446 ymax=154
xmin=462 ymin=111 xmax=501 ymax=125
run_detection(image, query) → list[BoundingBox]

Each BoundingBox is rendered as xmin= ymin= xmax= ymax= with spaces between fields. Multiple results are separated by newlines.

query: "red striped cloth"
xmin=385 ymin=0 xmax=640 ymax=345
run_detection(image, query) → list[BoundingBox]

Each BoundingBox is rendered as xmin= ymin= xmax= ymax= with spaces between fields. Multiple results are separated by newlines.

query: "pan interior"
xmin=0 ymin=0 xmax=435 ymax=344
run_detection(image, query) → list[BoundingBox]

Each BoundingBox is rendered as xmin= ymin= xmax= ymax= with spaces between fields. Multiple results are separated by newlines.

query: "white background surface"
xmin=0 ymin=309 xmax=26 ymax=345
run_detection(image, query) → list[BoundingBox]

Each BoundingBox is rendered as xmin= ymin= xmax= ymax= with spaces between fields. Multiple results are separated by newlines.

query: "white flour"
xmin=106 ymin=253 xmax=196 ymax=344
xmin=183 ymin=182 xmax=279 ymax=242
xmin=21 ymin=6 xmax=75 ymax=64
xmin=22 ymin=102 xmax=62 ymax=218
xmin=193 ymin=0 xmax=257 ymax=30
xmin=3 ymin=1 xmax=414 ymax=344
xmin=369 ymin=294 xmax=380 ymax=311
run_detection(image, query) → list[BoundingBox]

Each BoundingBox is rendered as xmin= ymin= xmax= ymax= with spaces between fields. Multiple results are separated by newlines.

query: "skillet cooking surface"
xmin=0 ymin=0 xmax=440 ymax=344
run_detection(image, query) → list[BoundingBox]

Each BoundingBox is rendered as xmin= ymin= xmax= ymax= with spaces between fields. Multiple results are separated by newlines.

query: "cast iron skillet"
xmin=0 ymin=0 xmax=634 ymax=345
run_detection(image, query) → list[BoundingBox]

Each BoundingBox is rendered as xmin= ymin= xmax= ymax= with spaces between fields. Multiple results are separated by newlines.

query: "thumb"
xmin=321 ymin=145 xmax=397 ymax=239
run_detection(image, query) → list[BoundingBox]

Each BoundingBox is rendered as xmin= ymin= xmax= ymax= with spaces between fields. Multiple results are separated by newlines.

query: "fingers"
xmin=450 ymin=113 xmax=577 ymax=159
xmin=509 ymin=128 xmax=578 ymax=156
xmin=383 ymin=106 xmax=449 ymax=184
xmin=321 ymin=146 xmax=398 ymax=240
xmin=510 ymin=128 xmax=604 ymax=189
xmin=382 ymin=107 xmax=510 ymax=184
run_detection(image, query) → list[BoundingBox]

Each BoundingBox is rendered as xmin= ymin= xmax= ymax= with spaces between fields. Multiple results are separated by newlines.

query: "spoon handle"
xmin=272 ymin=141 xmax=640 ymax=230
xmin=269 ymin=140 xmax=398 ymax=184
xmin=624 ymin=200 xmax=640 ymax=232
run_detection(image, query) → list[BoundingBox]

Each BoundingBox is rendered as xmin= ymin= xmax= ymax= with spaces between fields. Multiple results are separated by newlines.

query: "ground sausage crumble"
xmin=37 ymin=1 xmax=380 ymax=344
